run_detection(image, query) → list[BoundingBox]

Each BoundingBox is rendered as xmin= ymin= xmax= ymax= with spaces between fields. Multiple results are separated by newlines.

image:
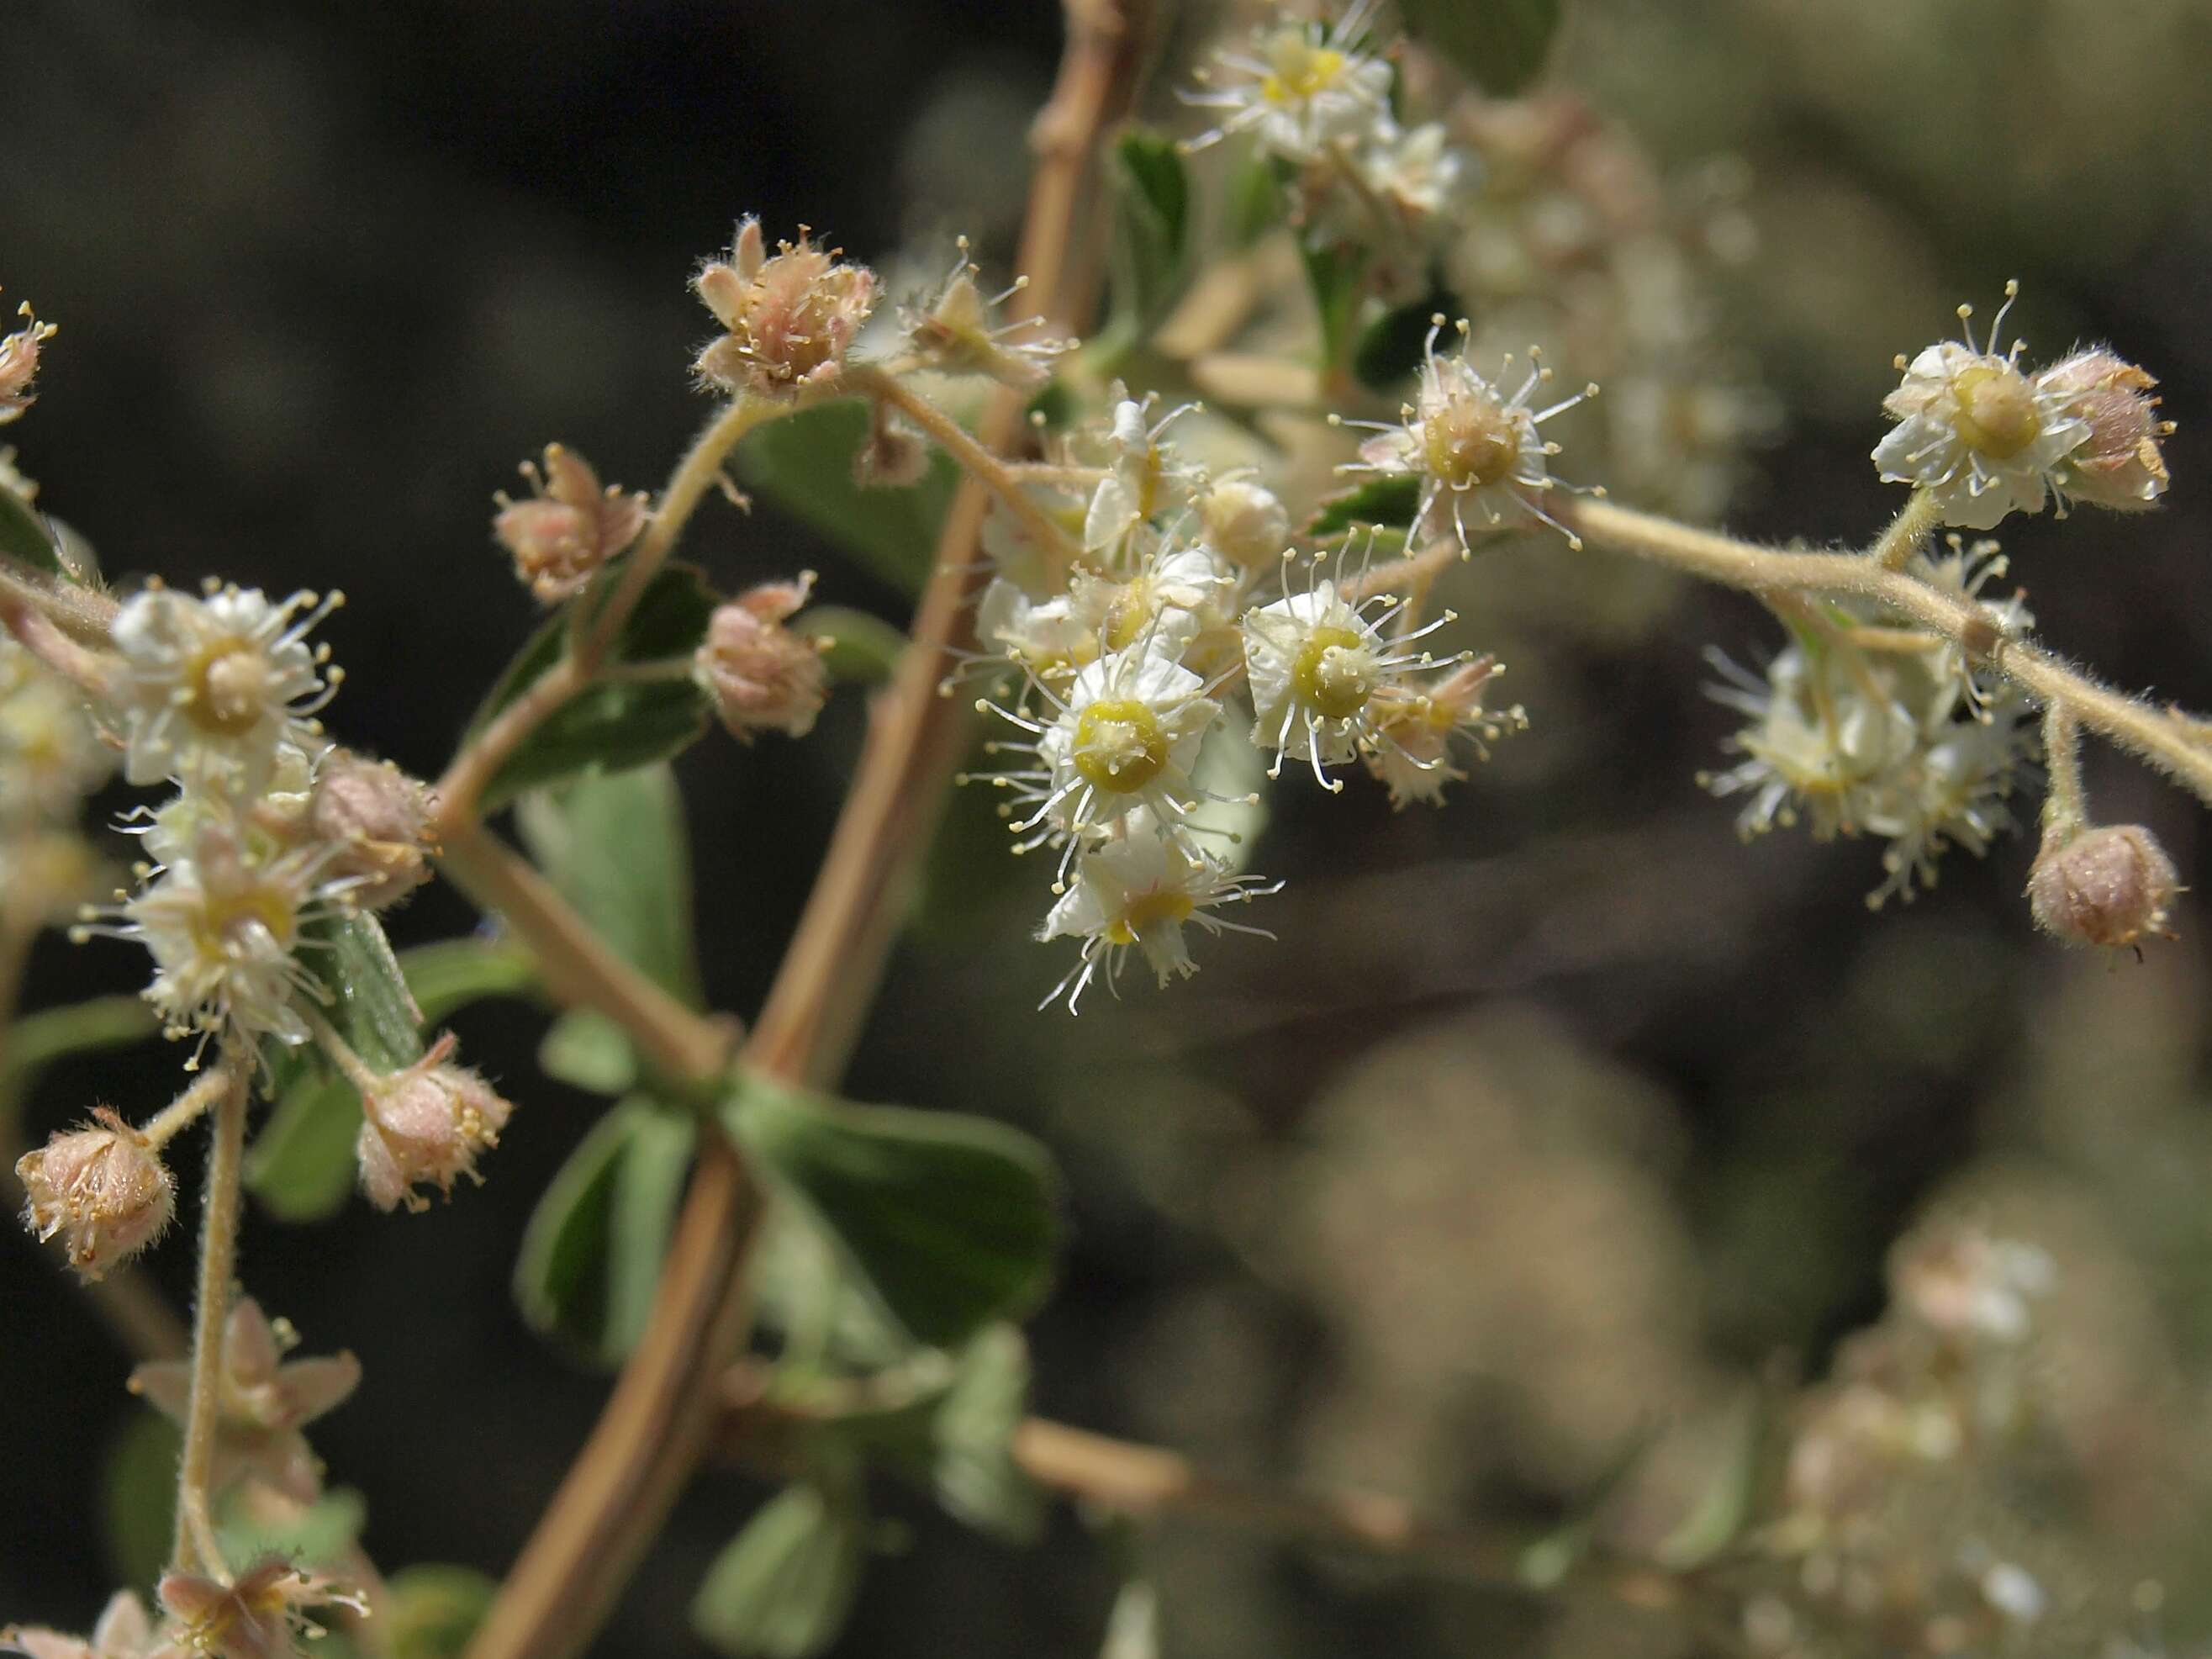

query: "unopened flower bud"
xmin=0 ymin=299 xmax=55 ymax=423
xmin=2027 ymin=822 xmax=2179 ymax=949
xmin=1196 ymin=478 xmax=1291 ymax=570
xmin=493 ymin=443 xmax=649 ymax=604
xmin=693 ymin=219 xmax=878 ymax=399
xmin=355 ymin=1039 xmax=515 ymax=1213
xmin=310 ymin=749 xmax=433 ymax=910
xmin=694 ymin=574 xmax=829 ymax=741
xmin=16 ymin=1107 xmax=175 ymax=1278
xmin=2036 ymin=349 xmax=2171 ymax=512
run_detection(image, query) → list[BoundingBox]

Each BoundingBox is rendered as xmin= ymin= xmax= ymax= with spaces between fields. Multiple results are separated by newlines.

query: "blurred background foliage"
xmin=5 ymin=0 xmax=2212 ymax=1653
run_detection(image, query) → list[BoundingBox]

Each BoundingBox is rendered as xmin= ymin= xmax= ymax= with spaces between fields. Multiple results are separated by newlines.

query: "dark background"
xmin=7 ymin=2 xmax=2212 ymax=1654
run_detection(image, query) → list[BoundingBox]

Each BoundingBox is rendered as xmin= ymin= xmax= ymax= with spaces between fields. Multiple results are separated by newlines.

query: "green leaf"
xmin=1399 ymin=0 xmax=1562 ymax=97
xmin=1353 ymin=288 xmax=1458 ymax=391
xmin=296 ymin=911 xmax=425 ymax=1073
xmin=1307 ymin=473 xmax=1422 ymax=537
xmin=692 ymin=1477 xmax=868 ymax=1659
xmin=1226 ymin=145 xmax=1285 ymax=248
xmin=217 ymin=1487 xmax=367 ymax=1571
xmin=736 ymin=402 xmax=959 ymax=595
xmin=515 ymin=763 xmax=700 ymax=1003
xmin=466 ymin=565 xmax=720 ymax=809
xmin=932 ymin=1325 xmax=1046 ymax=1543
xmin=385 ymin=1566 xmax=499 ymax=1659
xmin=395 ymin=938 xmax=540 ymax=1024
xmin=1110 ymin=129 xmax=1194 ymax=330
xmin=514 ymin=1100 xmax=697 ymax=1367
xmin=793 ymin=605 xmax=905 ymax=687
xmin=245 ymin=1070 xmax=362 ymax=1223
xmin=104 ymin=1408 xmax=183 ymax=1594
xmin=752 ymin=1203 xmax=916 ymax=1372
xmin=0 ymin=483 xmax=58 ymax=573
xmin=538 ymin=1008 xmax=639 ymax=1096
xmin=1298 ymin=240 xmax=1368 ymax=372
xmin=0 ymin=995 xmax=157 ymax=1128
xmin=724 ymin=1073 xmax=1060 ymax=1350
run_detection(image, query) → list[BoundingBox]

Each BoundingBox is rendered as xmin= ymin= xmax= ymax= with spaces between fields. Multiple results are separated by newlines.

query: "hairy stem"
xmin=137 ymin=1067 xmax=232 ymax=1152
xmin=846 ymin=365 xmax=1084 ymax=569
xmin=1867 ymin=488 xmax=1941 ymax=572
xmin=172 ymin=1048 xmax=251 ymax=1577
xmin=1562 ymin=496 xmax=2212 ymax=809
xmin=2041 ymin=702 xmax=2088 ymax=840
xmin=462 ymin=9 xmax=1149 ymax=1658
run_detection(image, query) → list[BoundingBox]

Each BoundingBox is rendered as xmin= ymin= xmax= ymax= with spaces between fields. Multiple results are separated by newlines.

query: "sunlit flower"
xmin=899 ymin=239 xmax=1072 ymax=391
xmin=1082 ymin=396 xmax=1204 ymax=563
xmin=1036 ymin=809 xmax=1278 ymax=1012
xmin=1360 ymin=656 xmax=1525 ymax=808
xmin=1241 ymin=555 xmax=1460 ymax=790
xmin=1340 ymin=320 xmax=1594 ymax=553
xmin=109 ymin=583 xmax=341 ymax=797
xmin=1068 ymin=542 xmax=1235 ymax=662
xmin=2035 ymin=346 xmax=2172 ymax=513
xmin=1183 ymin=2 xmax=1395 ymax=162
xmin=1194 ymin=478 xmax=1291 ymax=573
xmin=157 ymin=1560 xmax=363 ymax=1659
xmin=1872 ymin=283 xmax=2092 ymax=530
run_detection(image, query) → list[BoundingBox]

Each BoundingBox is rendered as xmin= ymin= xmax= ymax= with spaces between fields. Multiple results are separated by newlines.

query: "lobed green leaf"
xmin=691 ymin=1476 xmax=868 ymax=1659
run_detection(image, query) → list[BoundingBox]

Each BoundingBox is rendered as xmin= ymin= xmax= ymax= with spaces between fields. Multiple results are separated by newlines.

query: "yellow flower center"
xmin=1073 ymin=698 xmax=1169 ymax=793
xmin=1101 ymin=579 xmax=1154 ymax=652
xmin=1261 ymin=35 xmax=1346 ymax=104
xmin=1291 ymin=626 xmax=1375 ymax=721
xmin=189 ymin=878 xmax=299 ymax=961
xmin=1104 ymin=888 xmax=1196 ymax=945
xmin=1422 ymin=393 xmax=1521 ymax=489
xmin=186 ymin=639 xmax=272 ymax=737
xmin=1951 ymin=364 xmax=2042 ymax=460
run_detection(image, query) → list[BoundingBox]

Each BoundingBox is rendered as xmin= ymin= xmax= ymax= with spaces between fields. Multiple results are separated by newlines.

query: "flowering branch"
xmin=1560 ymin=494 xmax=2212 ymax=810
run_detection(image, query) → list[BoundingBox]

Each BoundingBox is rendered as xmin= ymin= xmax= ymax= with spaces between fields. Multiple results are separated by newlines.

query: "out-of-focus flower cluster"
xmin=1703 ymin=539 xmax=2039 ymax=906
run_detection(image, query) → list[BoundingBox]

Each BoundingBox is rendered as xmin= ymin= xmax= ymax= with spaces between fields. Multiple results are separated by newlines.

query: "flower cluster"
xmin=968 ymin=378 xmax=1535 ymax=1011
xmin=1875 ymin=283 xmax=2171 ymax=528
xmin=1703 ymin=540 xmax=2040 ymax=906
xmin=492 ymin=442 xmax=649 ymax=604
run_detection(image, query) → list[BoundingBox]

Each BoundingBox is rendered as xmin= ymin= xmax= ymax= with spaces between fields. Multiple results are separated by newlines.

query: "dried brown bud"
xmin=853 ymin=401 xmax=929 ymax=489
xmin=493 ymin=443 xmax=649 ymax=604
xmin=693 ymin=219 xmax=877 ymax=399
xmin=694 ymin=574 xmax=829 ymax=741
xmin=0 ymin=299 xmax=55 ymax=424
xmin=355 ymin=1040 xmax=515 ymax=1213
xmin=2027 ymin=822 xmax=2180 ymax=949
xmin=310 ymin=749 xmax=433 ymax=910
xmin=2035 ymin=348 xmax=2170 ymax=512
xmin=15 ymin=1107 xmax=175 ymax=1278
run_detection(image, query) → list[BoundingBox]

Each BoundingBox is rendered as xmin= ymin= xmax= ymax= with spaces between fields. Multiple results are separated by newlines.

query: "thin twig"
xmin=462 ymin=11 xmax=1151 ymax=1658
xmin=1562 ymin=496 xmax=2212 ymax=809
xmin=172 ymin=1047 xmax=251 ymax=1577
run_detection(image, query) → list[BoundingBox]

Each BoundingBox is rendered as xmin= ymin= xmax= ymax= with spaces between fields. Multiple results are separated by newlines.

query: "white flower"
xmin=1702 ymin=642 xmax=1920 ymax=844
xmin=1083 ymin=396 xmax=1203 ymax=564
xmin=1183 ymin=2 xmax=1396 ymax=162
xmin=1195 ymin=477 xmax=1291 ymax=572
xmin=1354 ymin=123 xmax=1474 ymax=231
xmin=110 ymin=583 xmax=341 ymax=795
xmin=1340 ymin=321 xmax=1594 ymax=554
xmin=1068 ymin=542 xmax=1236 ymax=662
xmin=899 ymin=240 xmax=1073 ymax=391
xmin=1036 ymin=810 xmax=1278 ymax=1013
xmin=1241 ymin=562 xmax=1460 ymax=790
xmin=1871 ymin=283 xmax=2093 ymax=530
xmin=0 ymin=637 xmax=114 ymax=823
xmin=978 ymin=642 xmax=1222 ymax=886
xmin=74 ymin=818 xmax=348 ymax=1050
xmin=973 ymin=578 xmax=1096 ymax=690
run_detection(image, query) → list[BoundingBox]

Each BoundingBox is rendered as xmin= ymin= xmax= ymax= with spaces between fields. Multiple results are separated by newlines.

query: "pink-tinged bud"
xmin=2035 ymin=349 xmax=2171 ymax=512
xmin=1 ymin=1591 xmax=158 ymax=1659
xmin=0 ymin=299 xmax=55 ymax=424
xmin=129 ymin=1297 xmax=362 ymax=1503
xmin=492 ymin=443 xmax=649 ymax=604
xmin=15 ymin=1107 xmax=175 ymax=1279
xmin=692 ymin=219 xmax=878 ymax=399
xmin=2027 ymin=822 xmax=2180 ymax=949
xmin=694 ymin=574 xmax=829 ymax=741
xmin=159 ymin=1560 xmax=365 ymax=1659
xmin=355 ymin=1040 xmax=515 ymax=1213
xmin=310 ymin=749 xmax=433 ymax=910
